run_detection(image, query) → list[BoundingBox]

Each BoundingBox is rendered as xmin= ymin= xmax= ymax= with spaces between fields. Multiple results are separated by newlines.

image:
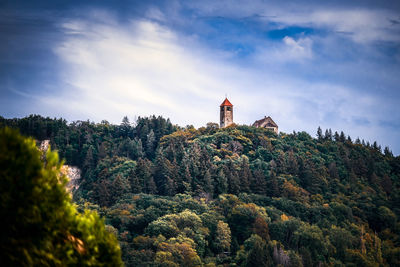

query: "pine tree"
xmin=129 ymin=168 xmax=142 ymax=194
xmin=146 ymin=129 xmax=155 ymax=158
xmin=287 ymin=150 xmax=299 ymax=175
xmin=252 ymin=169 xmax=267 ymax=195
xmin=384 ymin=146 xmax=393 ymax=157
xmin=317 ymin=126 xmax=323 ymax=140
xmin=214 ymin=168 xmax=228 ymax=196
xmin=340 ymin=131 xmax=346 ymax=142
xmin=239 ymin=158 xmax=251 ymax=193
xmin=334 ymin=131 xmax=340 ymax=142
xmin=120 ymin=116 xmax=131 ymax=138
xmin=226 ymin=162 xmax=240 ymax=195
xmin=203 ymin=169 xmax=213 ymax=194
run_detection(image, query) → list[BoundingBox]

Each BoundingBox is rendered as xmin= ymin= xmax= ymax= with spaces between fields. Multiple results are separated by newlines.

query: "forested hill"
xmin=1 ymin=114 xmax=400 ymax=266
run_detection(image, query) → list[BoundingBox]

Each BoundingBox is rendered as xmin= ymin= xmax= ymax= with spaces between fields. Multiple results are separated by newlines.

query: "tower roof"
xmin=220 ymin=98 xmax=233 ymax=107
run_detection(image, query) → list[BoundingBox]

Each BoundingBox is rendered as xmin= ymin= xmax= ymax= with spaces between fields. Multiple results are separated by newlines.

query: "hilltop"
xmin=1 ymin=114 xmax=400 ymax=266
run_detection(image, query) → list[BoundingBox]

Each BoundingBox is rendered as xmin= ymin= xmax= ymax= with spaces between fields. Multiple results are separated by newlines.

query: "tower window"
xmin=221 ymin=107 xmax=224 ymax=112
xmin=227 ymin=107 xmax=231 ymax=111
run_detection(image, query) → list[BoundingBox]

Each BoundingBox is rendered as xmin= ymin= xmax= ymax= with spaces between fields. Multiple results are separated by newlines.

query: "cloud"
xmin=51 ymin=13 xmax=336 ymax=131
xmin=274 ymin=9 xmax=400 ymax=43
xmin=351 ymin=116 xmax=370 ymax=126
xmin=50 ymin=11 xmax=398 ymax=135
xmin=186 ymin=1 xmax=400 ymax=44
xmin=2 ymin=2 xmax=399 ymax=154
xmin=282 ymin=36 xmax=313 ymax=59
xmin=146 ymin=6 xmax=167 ymax=22
xmin=53 ymin=16 xmax=253 ymax=126
xmin=52 ymin=14 xmax=374 ymax=124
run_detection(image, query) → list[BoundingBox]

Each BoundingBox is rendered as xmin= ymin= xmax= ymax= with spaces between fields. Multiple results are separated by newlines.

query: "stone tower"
xmin=220 ymin=98 xmax=233 ymax=128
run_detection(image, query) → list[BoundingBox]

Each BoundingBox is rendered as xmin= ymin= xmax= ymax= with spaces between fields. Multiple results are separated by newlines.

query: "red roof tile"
xmin=220 ymin=98 xmax=233 ymax=107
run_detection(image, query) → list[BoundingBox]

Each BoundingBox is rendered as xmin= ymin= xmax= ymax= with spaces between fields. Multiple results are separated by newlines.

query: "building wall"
xmin=253 ymin=120 xmax=278 ymax=134
xmin=220 ymin=106 xmax=233 ymax=128
xmin=266 ymin=126 xmax=278 ymax=134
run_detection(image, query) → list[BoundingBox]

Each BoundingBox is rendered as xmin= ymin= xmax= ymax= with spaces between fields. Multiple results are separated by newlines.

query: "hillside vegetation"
xmin=1 ymin=115 xmax=400 ymax=266
xmin=0 ymin=127 xmax=122 ymax=266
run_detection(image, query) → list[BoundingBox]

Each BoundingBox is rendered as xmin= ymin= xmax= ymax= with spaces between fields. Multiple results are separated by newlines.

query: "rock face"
xmin=39 ymin=140 xmax=81 ymax=194
xmin=39 ymin=140 xmax=50 ymax=153
xmin=253 ymin=116 xmax=279 ymax=134
xmin=61 ymin=165 xmax=81 ymax=193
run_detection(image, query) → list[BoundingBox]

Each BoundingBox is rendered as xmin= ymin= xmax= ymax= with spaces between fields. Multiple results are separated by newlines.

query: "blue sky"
xmin=1 ymin=0 xmax=400 ymax=154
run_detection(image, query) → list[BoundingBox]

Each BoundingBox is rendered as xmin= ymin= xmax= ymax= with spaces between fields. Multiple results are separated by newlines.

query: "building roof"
xmin=253 ymin=116 xmax=278 ymax=128
xmin=220 ymin=98 xmax=233 ymax=107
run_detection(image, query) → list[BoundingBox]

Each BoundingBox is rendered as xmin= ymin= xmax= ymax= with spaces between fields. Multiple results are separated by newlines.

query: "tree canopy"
xmin=0 ymin=127 xmax=123 ymax=266
xmin=1 ymin=115 xmax=400 ymax=266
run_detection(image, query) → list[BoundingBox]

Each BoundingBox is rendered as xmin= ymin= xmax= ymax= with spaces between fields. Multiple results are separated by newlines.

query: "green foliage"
xmin=243 ymin=234 xmax=271 ymax=267
xmin=0 ymin=127 xmax=122 ymax=266
xmin=215 ymin=221 xmax=231 ymax=253
xmin=2 ymin=115 xmax=400 ymax=267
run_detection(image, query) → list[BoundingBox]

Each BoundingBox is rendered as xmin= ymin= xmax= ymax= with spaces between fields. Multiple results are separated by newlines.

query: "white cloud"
xmin=283 ymin=36 xmax=313 ymax=60
xmin=45 ymin=10 xmax=399 ymax=152
xmin=250 ymin=35 xmax=313 ymax=65
xmin=52 ymin=17 xmax=252 ymax=126
xmin=53 ymin=14 xmax=318 ymax=128
xmin=146 ymin=6 xmax=167 ymax=22
xmin=187 ymin=1 xmax=400 ymax=44
xmin=272 ymin=9 xmax=400 ymax=43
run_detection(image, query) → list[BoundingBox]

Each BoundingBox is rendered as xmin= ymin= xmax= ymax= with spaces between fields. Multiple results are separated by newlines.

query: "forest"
xmin=1 ymin=114 xmax=400 ymax=266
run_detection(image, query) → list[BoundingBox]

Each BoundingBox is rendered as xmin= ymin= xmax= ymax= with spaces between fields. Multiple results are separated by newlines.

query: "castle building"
xmin=220 ymin=98 xmax=233 ymax=128
xmin=253 ymin=116 xmax=278 ymax=133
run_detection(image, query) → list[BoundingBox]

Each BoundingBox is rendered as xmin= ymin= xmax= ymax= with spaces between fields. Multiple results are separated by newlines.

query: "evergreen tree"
xmin=339 ymin=131 xmax=346 ymax=142
xmin=214 ymin=168 xmax=228 ymax=196
xmin=202 ymin=169 xmax=213 ymax=194
xmin=226 ymin=162 xmax=240 ymax=195
xmin=252 ymin=169 xmax=267 ymax=195
xmin=120 ymin=116 xmax=131 ymax=138
xmin=334 ymin=131 xmax=340 ymax=142
xmin=317 ymin=126 xmax=323 ymax=140
xmin=239 ymin=158 xmax=251 ymax=193
xmin=245 ymin=235 xmax=270 ymax=267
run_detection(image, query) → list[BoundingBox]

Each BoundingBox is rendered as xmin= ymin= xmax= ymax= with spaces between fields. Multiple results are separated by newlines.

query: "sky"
xmin=1 ymin=0 xmax=400 ymax=154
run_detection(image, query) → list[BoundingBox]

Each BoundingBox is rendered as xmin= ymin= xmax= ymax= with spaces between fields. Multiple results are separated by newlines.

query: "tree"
xmin=215 ymin=221 xmax=231 ymax=253
xmin=0 ymin=128 xmax=122 ymax=266
xmin=317 ymin=126 xmax=323 ymax=140
xmin=120 ymin=116 xmax=131 ymax=137
xmin=252 ymin=169 xmax=267 ymax=195
xmin=214 ymin=168 xmax=228 ymax=196
xmin=253 ymin=217 xmax=270 ymax=241
xmin=329 ymin=225 xmax=352 ymax=260
xmin=146 ymin=129 xmax=156 ymax=158
xmin=226 ymin=162 xmax=240 ymax=195
xmin=384 ymin=146 xmax=393 ymax=157
xmin=239 ymin=158 xmax=251 ymax=193
xmin=334 ymin=131 xmax=340 ymax=142
xmin=287 ymin=150 xmax=298 ymax=175
xmin=339 ymin=131 xmax=346 ymax=142
xmin=324 ymin=129 xmax=332 ymax=141
xmin=83 ymin=145 xmax=95 ymax=170
xmin=244 ymin=234 xmax=271 ymax=267
xmin=202 ymin=169 xmax=213 ymax=194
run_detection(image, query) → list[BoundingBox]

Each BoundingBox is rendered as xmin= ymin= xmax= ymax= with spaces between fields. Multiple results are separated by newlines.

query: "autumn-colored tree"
xmin=215 ymin=220 xmax=231 ymax=253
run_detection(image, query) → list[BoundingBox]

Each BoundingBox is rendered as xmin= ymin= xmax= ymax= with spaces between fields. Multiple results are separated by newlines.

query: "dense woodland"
xmin=1 ymin=114 xmax=400 ymax=266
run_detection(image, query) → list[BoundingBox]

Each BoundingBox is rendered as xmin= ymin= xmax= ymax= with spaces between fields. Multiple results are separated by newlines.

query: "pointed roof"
xmin=220 ymin=98 xmax=233 ymax=107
